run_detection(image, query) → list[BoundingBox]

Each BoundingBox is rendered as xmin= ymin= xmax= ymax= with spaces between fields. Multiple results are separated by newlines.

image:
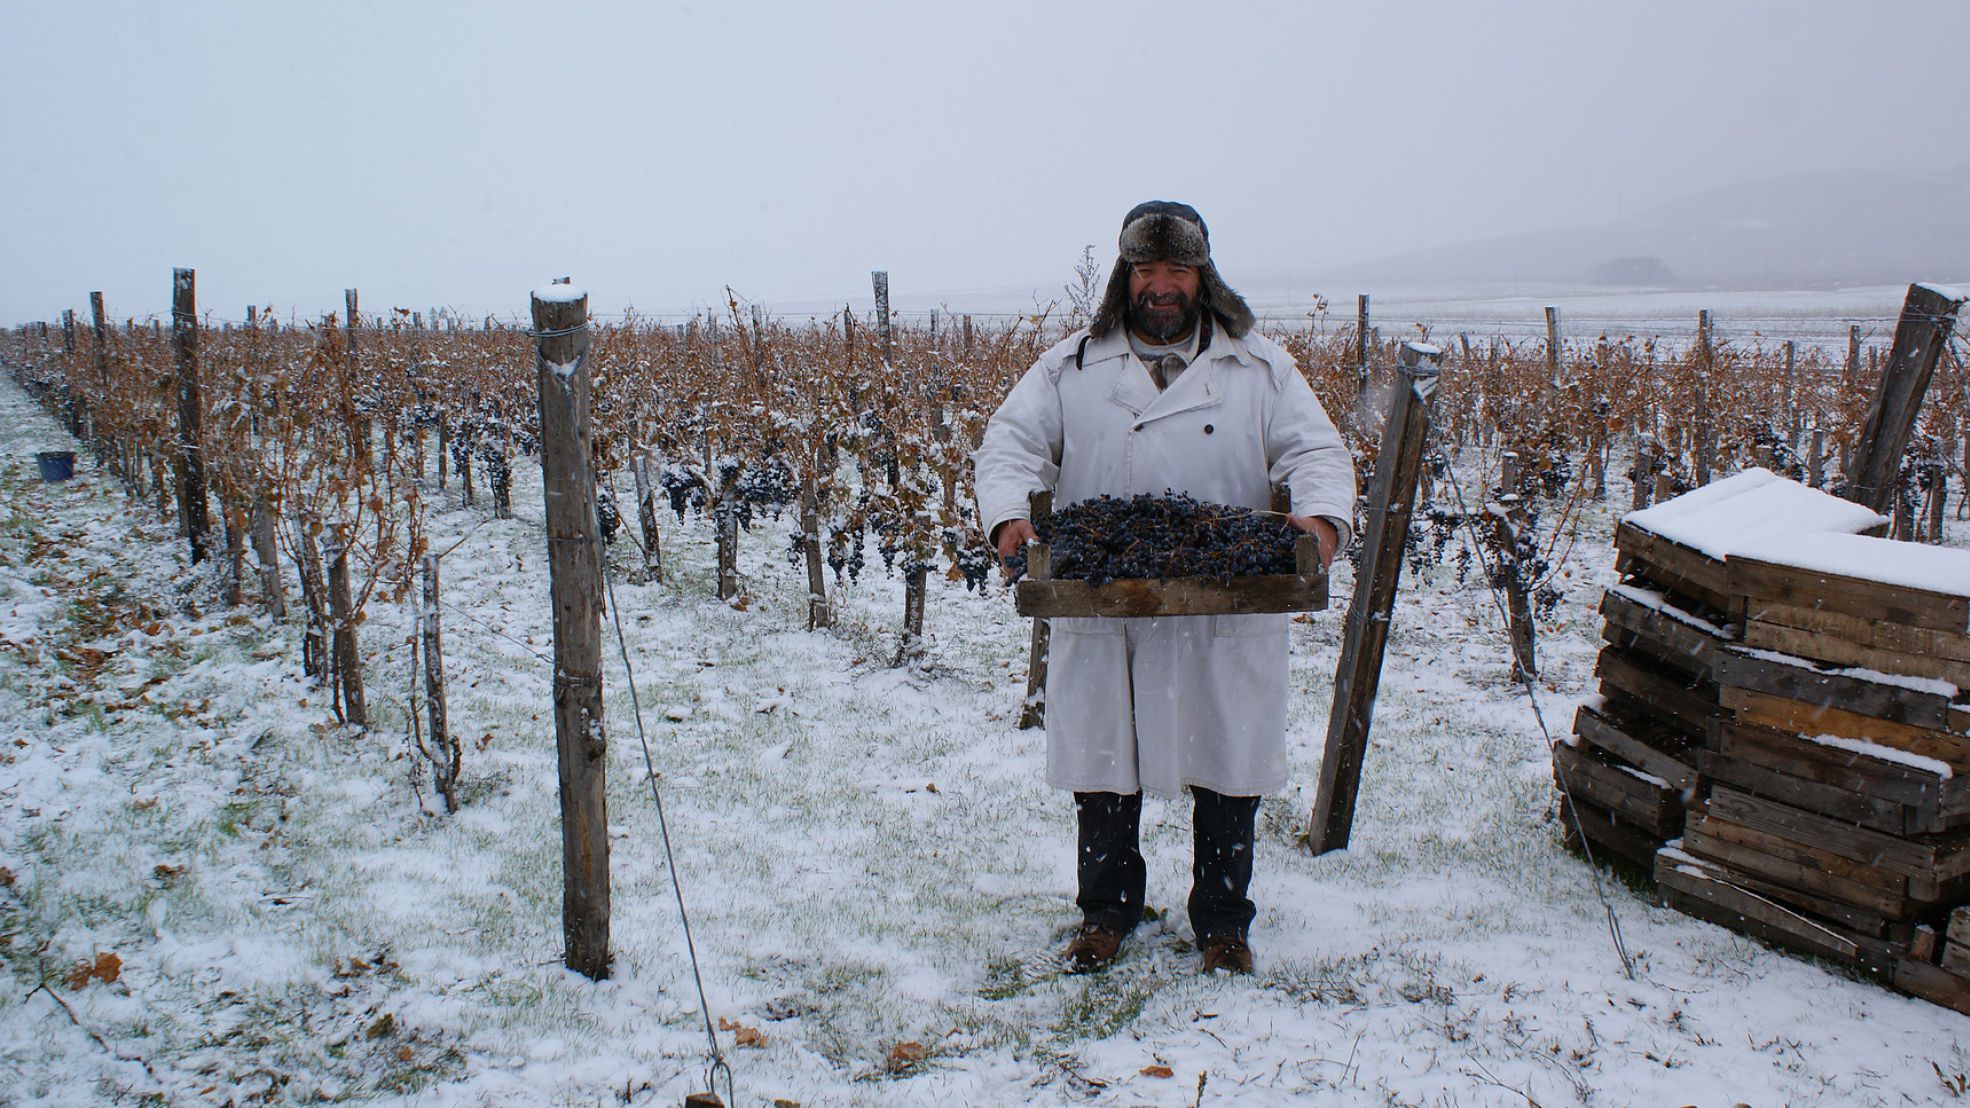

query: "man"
xmin=972 ymin=201 xmax=1356 ymax=975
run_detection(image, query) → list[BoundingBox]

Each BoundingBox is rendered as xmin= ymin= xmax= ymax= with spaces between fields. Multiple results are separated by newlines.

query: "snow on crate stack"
xmin=1561 ymin=470 xmax=1886 ymax=868
xmin=1653 ymin=531 xmax=1970 ymax=1013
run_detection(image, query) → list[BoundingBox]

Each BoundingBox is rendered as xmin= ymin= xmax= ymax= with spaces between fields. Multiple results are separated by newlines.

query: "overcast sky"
xmin=4 ymin=0 xmax=1964 ymax=325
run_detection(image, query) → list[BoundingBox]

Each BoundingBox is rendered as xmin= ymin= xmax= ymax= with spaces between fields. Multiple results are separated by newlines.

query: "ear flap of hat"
xmin=1087 ymin=258 xmax=1132 ymax=339
xmin=1199 ymin=263 xmax=1255 ymax=339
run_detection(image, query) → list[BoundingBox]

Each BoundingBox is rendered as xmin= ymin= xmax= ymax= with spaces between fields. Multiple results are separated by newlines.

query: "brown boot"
xmin=1063 ymin=924 xmax=1126 ymax=974
xmin=1200 ymin=934 xmax=1253 ymax=975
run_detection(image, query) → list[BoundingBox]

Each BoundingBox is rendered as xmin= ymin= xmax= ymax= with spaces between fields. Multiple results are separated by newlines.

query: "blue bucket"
xmin=36 ymin=451 xmax=75 ymax=482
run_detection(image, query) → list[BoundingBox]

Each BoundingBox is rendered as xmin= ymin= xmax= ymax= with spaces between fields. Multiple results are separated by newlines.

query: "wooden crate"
xmin=1552 ymin=738 xmax=1682 ymax=838
xmin=1728 ymin=538 xmax=1970 ymax=638
xmin=1654 ymin=847 xmax=1903 ymax=981
xmin=1572 ymin=699 xmax=1700 ymax=794
xmin=1680 ymin=805 xmax=1968 ymax=922
xmin=1013 ymin=534 xmax=1327 ymax=618
xmin=1615 ymin=468 xmax=1886 ymax=623
xmin=1593 ymin=646 xmax=1725 ymax=741
xmin=1558 ymin=793 xmax=1661 ymax=870
xmin=1598 ymin=584 xmax=1731 ymax=684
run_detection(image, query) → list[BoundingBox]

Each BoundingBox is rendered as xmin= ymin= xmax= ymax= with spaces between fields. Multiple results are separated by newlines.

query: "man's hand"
xmin=993 ymin=518 xmax=1038 ymax=575
xmin=1287 ymin=514 xmax=1339 ymax=570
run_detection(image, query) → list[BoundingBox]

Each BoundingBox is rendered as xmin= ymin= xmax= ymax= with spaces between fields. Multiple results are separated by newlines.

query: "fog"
xmin=3 ymin=0 xmax=1963 ymax=325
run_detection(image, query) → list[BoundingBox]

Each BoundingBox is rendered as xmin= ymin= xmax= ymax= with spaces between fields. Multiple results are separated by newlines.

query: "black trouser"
xmin=1074 ymin=788 xmax=1261 ymax=940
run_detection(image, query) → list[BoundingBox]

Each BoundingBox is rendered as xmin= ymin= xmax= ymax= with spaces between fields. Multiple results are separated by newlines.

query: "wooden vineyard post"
xmin=1544 ymin=305 xmax=1562 ymax=386
xmin=1927 ymin=448 xmax=1948 ymax=543
xmin=1487 ymin=496 xmax=1538 ymax=681
xmin=345 ymin=289 xmax=368 ymax=468
xmin=1354 ymin=294 xmax=1372 ymax=399
xmin=325 ymin=528 xmax=367 ymax=727
xmin=632 ymin=451 xmax=664 ymax=584
xmin=532 ymin=280 xmax=610 ymax=981
xmin=1784 ymin=340 xmax=1799 ymax=448
xmin=421 ymin=554 xmax=459 ymax=814
xmin=715 ymin=465 xmax=740 ymax=602
xmin=1631 ymin=438 xmax=1658 ymax=511
xmin=1016 ymin=490 xmax=1054 ymax=731
xmin=1310 ymin=341 xmax=1441 ymax=855
xmin=898 ymin=562 xmax=928 ymax=665
xmin=89 ymin=292 xmax=111 ymax=466
xmin=251 ymin=490 xmax=284 ymax=620
xmin=1808 ymin=428 xmax=1826 ymax=488
xmin=873 ymin=270 xmax=892 ymax=364
xmin=1694 ymin=309 xmax=1714 ymax=487
xmin=1844 ymin=283 xmax=1967 ymax=516
xmin=801 ymin=476 xmax=829 ymax=629
xmin=171 ymin=268 xmax=213 ymax=564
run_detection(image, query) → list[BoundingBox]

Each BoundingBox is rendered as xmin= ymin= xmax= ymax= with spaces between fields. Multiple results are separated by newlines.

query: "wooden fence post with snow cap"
xmin=171 ymin=268 xmax=213 ymax=564
xmin=532 ymin=278 xmax=610 ymax=981
xmin=1844 ymin=282 xmax=1967 ymax=518
xmin=1310 ymin=341 xmax=1442 ymax=855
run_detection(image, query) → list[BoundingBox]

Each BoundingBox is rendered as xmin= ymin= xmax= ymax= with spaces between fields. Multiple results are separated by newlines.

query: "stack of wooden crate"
xmin=1561 ymin=470 xmax=1885 ymax=867
xmin=1649 ymin=531 xmax=1970 ymax=1009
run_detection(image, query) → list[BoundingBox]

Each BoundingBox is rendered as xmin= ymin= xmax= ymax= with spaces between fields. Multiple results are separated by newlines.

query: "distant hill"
xmin=1316 ymin=167 xmax=1970 ymax=291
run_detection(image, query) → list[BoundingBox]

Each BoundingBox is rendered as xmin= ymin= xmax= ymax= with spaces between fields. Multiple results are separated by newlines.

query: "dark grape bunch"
xmin=1038 ymin=493 xmax=1301 ymax=586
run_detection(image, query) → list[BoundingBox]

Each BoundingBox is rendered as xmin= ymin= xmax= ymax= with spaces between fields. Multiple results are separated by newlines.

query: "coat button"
xmin=1203 ymin=424 xmax=1214 ymax=434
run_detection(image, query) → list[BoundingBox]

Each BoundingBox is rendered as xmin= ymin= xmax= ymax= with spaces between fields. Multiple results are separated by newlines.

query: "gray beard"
xmin=1129 ymin=293 xmax=1200 ymax=342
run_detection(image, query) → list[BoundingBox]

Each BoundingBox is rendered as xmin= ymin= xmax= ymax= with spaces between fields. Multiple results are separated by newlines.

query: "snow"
xmin=1621 ymin=467 xmax=1886 ymax=559
xmin=1798 ymin=732 xmax=1955 ymax=779
xmin=3 ymin=376 xmax=1970 ymax=1105
xmin=1917 ymin=281 xmax=1968 ymax=302
xmin=1733 ymin=644 xmax=1960 ymax=699
xmin=532 ymin=282 xmax=587 ymax=304
xmin=1731 ymin=531 xmax=1970 ymax=603
xmin=1608 ymin=582 xmax=1731 ymax=639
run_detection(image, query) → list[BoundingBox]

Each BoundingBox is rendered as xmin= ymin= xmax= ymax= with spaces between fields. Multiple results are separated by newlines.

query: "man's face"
xmin=1127 ymin=261 xmax=1202 ymax=342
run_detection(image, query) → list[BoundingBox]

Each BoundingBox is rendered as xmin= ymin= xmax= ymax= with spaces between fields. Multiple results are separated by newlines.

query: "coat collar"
xmin=1084 ymin=318 xmax=1258 ymax=422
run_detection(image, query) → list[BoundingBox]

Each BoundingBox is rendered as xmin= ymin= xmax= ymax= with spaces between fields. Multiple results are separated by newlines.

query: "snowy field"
xmin=2 ymin=373 xmax=1969 ymax=1107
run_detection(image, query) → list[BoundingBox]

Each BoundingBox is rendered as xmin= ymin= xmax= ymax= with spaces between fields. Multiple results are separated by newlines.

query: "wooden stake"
xmin=632 ymin=451 xmax=665 ymax=584
xmin=251 ymin=490 xmax=284 ymax=619
xmin=326 ymin=531 xmax=366 ymax=727
xmin=1488 ymin=496 xmax=1538 ymax=681
xmin=531 ymin=281 xmax=610 ymax=981
xmin=1355 ymin=294 xmax=1371 ymax=394
xmin=1844 ymin=283 xmax=1966 ymax=515
xmin=1694 ymin=309 xmax=1714 ymax=487
xmin=422 ymin=554 xmax=458 ymax=814
xmin=1310 ymin=342 xmax=1440 ymax=855
xmin=872 ymin=270 xmax=892 ymax=364
xmin=801 ymin=477 xmax=829 ymax=629
xmin=171 ymin=268 xmax=212 ymax=563
xmin=715 ymin=465 xmax=740 ymax=602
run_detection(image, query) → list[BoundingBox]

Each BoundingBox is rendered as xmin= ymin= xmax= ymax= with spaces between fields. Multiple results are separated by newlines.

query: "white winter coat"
xmin=973 ymin=322 xmax=1357 ymax=797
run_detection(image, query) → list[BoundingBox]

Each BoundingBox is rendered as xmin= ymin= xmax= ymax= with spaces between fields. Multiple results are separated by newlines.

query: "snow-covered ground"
xmin=2 ymin=374 xmax=1967 ymax=1107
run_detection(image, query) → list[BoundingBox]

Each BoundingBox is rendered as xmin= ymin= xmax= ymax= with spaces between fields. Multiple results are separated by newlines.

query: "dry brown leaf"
xmin=153 ymin=863 xmax=185 ymax=879
xmin=0 ymin=865 xmax=13 ymax=887
xmin=886 ymin=1041 xmax=929 ymax=1070
xmin=396 ymin=1046 xmax=414 ymax=1062
xmin=66 ymin=951 xmax=121 ymax=990
xmin=1141 ymin=1064 xmax=1175 ymax=1079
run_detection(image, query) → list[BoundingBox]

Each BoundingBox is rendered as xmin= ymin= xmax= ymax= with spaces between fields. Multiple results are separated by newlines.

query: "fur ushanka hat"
xmin=1087 ymin=200 xmax=1256 ymax=340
